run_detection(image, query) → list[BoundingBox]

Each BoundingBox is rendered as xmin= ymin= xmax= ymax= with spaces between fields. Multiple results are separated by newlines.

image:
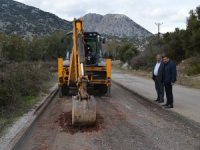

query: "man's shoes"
xmin=164 ymin=105 xmax=173 ymax=108
xmin=162 ymin=104 xmax=169 ymax=106
xmin=158 ymin=100 xmax=164 ymax=103
xmin=154 ymin=99 xmax=159 ymax=102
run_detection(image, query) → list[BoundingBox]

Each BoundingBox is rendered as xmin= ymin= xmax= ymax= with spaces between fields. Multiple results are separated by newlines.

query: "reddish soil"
xmin=55 ymin=112 xmax=104 ymax=134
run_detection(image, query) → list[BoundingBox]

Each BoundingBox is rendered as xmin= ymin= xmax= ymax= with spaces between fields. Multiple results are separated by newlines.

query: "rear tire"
xmin=59 ymin=84 xmax=69 ymax=97
xmin=94 ymin=84 xmax=107 ymax=95
xmin=59 ymin=86 xmax=63 ymax=98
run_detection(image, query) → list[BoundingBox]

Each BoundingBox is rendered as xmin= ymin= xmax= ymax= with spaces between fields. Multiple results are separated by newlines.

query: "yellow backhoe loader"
xmin=57 ymin=19 xmax=111 ymax=125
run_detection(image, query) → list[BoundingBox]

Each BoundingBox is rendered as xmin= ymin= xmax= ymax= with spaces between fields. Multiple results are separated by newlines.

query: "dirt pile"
xmin=55 ymin=111 xmax=104 ymax=134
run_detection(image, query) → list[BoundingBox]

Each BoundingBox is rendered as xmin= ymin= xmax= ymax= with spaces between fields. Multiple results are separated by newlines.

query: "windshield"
xmin=64 ymin=34 xmax=103 ymax=60
xmin=84 ymin=38 xmax=103 ymax=58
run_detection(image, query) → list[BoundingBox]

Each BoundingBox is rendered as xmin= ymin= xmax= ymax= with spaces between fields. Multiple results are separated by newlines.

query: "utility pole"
xmin=155 ymin=22 xmax=163 ymax=38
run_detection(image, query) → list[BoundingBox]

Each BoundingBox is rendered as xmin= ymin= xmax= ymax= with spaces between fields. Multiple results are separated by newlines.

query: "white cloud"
xmin=15 ymin=0 xmax=200 ymax=33
xmin=169 ymin=9 xmax=188 ymax=23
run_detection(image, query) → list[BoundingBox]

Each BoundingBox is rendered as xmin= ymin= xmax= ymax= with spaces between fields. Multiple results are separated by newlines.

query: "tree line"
xmin=0 ymin=32 xmax=70 ymax=62
xmin=104 ymin=39 xmax=139 ymax=64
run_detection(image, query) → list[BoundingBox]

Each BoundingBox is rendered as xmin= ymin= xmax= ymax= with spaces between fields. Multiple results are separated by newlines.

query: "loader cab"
xmin=63 ymin=32 xmax=105 ymax=67
xmin=84 ymin=32 xmax=105 ymax=66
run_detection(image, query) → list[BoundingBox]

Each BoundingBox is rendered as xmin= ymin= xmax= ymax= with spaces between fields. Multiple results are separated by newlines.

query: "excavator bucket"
xmin=72 ymin=96 xmax=96 ymax=126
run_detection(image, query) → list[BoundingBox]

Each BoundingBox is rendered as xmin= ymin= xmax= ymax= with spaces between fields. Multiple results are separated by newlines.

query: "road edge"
xmin=7 ymin=85 xmax=58 ymax=150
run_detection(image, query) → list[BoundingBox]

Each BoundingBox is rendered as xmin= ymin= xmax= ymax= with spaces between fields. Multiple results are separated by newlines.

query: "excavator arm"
xmin=69 ymin=19 xmax=96 ymax=125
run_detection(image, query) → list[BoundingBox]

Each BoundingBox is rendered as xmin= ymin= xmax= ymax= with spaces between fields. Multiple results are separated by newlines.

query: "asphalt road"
xmin=112 ymin=69 xmax=200 ymax=123
xmin=14 ymin=83 xmax=200 ymax=150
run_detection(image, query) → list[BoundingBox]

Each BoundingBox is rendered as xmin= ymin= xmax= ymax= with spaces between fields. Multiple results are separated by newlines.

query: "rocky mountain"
xmin=82 ymin=13 xmax=152 ymax=39
xmin=0 ymin=0 xmax=152 ymax=39
xmin=0 ymin=0 xmax=72 ymax=37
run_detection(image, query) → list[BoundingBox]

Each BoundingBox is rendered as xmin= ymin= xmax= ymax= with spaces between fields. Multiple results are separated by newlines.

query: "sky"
xmin=15 ymin=0 xmax=200 ymax=34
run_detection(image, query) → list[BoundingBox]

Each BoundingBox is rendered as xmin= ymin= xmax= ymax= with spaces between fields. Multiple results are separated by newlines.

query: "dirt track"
xmin=14 ymin=83 xmax=200 ymax=150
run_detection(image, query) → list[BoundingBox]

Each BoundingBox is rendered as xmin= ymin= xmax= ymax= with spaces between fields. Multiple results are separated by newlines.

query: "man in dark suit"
xmin=162 ymin=55 xmax=177 ymax=108
xmin=152 ymin=54 xmax=164 ymax=103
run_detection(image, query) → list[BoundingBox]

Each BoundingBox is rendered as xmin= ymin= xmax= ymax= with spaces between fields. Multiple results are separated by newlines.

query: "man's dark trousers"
xmin=155 ymin=77 xmax=164 ymax=101
xmin=164 ymin=83 xmax=173 ymax=105
xmin=163 ymin=60 xmax=176 ymax=106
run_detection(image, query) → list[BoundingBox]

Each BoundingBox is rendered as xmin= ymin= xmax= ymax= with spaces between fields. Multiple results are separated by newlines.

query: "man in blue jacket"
xmin=152 ymin=54 xmax=164 ymax=103
xmin=162 ymin=55 xmax=177 ymax=108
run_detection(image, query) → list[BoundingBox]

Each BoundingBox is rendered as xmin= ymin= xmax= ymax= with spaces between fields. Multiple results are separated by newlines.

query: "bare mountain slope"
xmin=82 ymin=13 xmax=152 ymax=39
xmin=0 ymin=0 xmax=72 ymax=37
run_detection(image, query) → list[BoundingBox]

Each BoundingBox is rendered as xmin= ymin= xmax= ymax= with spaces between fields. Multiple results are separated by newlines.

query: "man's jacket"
xmin=152 ymin=62 xmax=164 ymax=82
xmin=163 ymin=60 xmax=177 ymax=84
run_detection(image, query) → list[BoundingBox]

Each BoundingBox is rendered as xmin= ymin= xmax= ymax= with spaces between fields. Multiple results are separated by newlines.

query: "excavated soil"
xmin=55 ymin=112 xmax=104 ymax=134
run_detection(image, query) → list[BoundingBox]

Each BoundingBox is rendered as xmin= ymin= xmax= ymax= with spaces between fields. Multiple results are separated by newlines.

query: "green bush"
xmin=115 ymin=42 xmax=139 ymax=63
xmin=186 ymin=64 xmax=200 ymax=75
xmin=0 ymin=62 xmax=53 ymax=114
xmin=185 ymin=57 xmax=200 ymax=75
xmin=130 ymin=55 xmax=147 ymax=69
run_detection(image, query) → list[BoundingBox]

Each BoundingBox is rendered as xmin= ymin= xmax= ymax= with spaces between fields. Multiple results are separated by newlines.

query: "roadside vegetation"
xmin=0 ymin=32 xmax=68 ymax=132
xmin=104 ymin=39 xmax=139 ymax=64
